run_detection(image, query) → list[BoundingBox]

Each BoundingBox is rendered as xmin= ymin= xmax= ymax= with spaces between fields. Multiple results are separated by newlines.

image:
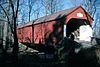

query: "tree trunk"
xmin=10 ymin=0 xmax=19 ymax=66
xmin=29 ymin=11 xmax=31 ymax=22
xmin=12 ymin=17 xmax=19 ymax=66
xmin=32 ymin=23 xmax=34 ymax=45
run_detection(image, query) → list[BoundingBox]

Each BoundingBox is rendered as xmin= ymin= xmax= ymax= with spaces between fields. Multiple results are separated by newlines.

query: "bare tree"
xmin=70 ymin=0 xmax=96 ymax=18
xmin=82 ymin=0 xmax=97 ymax=38
xmin=41 ymin=0 xmax=64 ymax=15
xmin=9 ymin=0 xmax=19 ymax=64
xmin=17 ymin=0 xmax=37 ymax=22
xmin=93 ymin=13 xmax=100 ymax=38
xmin=28 ymin=0 xmax=37 ymax=22
xmin=82 ymin=0 xmax=96 ymax=18
xmin=0 ymin=0 xmax=11 ymax=54
xmin=0 ymin=0 xmax=19 ymax=65
xmin=32 ymin=1 xmax=41 ymax=19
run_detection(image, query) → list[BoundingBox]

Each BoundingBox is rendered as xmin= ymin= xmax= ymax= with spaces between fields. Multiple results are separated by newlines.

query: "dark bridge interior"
xmin=67 ymin=18 xmax=90 ymax=37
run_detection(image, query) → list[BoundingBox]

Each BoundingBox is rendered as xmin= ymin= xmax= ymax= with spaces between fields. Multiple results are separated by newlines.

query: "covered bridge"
xmin=17 ymin=6 xmax=93 ymax=45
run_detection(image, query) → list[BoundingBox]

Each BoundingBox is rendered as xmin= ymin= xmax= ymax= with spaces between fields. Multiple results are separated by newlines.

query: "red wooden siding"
xmin=17 ymin=26 xmax=32 ymax=43
xmin=66 ymin=7 xmax=92 ymax=25
xmin=34 ymin=21 xmax=57 ymax=44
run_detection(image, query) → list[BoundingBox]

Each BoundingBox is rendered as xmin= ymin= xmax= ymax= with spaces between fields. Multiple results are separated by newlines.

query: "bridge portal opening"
xmin=67 ymin=18 xmax=90 ymax=40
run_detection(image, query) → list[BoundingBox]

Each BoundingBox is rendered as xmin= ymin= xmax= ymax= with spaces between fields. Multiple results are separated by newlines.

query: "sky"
xmin=63 ymin=0 xmax=83 ymax=9
xmin=17 ymin=0 xmax=100 ymax=24
xmin=58 ymin=0 xmax=100 ymax=17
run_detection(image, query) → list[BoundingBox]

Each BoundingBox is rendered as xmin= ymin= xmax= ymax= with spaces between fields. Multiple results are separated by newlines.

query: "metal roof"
xmin=17 ymin=21 xmax=33 ymax=28
xmin=18 ymin=6 xmax=90 ymax=28
xmin=34 ymin=6 xmax=80 ymax=24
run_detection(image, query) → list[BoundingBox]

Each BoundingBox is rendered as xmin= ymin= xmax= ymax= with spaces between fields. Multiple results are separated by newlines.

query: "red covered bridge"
xmin=17 ymin=6 xmax=93 ymax=46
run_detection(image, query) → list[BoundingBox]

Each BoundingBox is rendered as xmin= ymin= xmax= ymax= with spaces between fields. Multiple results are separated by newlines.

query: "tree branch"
xmin=9 ymin=0 xmax=15 ymax=18
xmin=15 ymin=0 xmax=19 ymax=18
